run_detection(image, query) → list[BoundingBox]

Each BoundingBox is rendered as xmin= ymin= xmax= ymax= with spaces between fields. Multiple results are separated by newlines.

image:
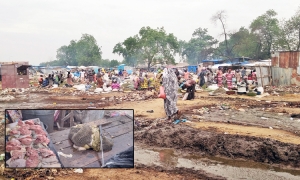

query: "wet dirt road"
xmin=1 ymin=90 xmax=300 ymax=179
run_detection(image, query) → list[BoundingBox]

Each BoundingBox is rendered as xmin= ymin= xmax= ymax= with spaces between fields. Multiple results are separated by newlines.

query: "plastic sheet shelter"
xmin=0 ymin=62 xmax=31 ymax=89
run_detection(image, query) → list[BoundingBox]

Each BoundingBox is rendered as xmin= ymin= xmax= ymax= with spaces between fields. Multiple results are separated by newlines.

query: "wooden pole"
xmin=259 ymin=65 xmax=264 ymax=87
xmin=269 ymin=65 xmax=272 ymax=86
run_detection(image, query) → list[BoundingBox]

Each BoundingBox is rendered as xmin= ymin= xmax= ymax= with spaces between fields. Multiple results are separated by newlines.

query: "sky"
xmin=0 ymin=0 xmax=299 ymax=65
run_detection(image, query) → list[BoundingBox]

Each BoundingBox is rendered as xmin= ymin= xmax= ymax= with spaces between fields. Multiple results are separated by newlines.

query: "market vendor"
xmin=42 ymin=76 xmax=50 ymax=87
xmin=38 ymin=75 xmax=43 ymax=85
xmin=97 ymin=73 xmax=104 ymax=88
xmin=132 ymin=73 xmax=140 ymax=90
xmin=225 ymin=69 xmax=235 ymax=90
xmin=66 ymin=71 xmax=73 ymax=87
xmin=140 ymin=74 xmax=149 ymax=90
xmin=181 ymin=78 xmax=196 ymax=100
xmin=111 ymin=78 xmax=120 ymax=90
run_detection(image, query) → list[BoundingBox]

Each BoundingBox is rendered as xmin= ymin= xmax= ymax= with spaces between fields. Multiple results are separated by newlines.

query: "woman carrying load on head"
xmin=162 ymin=68 xmax=181 ymax=122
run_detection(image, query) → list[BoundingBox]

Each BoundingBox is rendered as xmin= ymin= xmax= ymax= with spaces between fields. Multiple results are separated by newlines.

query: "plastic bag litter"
xmin=207 ymin=84 xmax=219 ymax=91
xmin=73 ymin=84 xmax=86 ymax=91
xmin=94 ymin=88 xmax=103 ymax=93
xmin=102 ymin=146 xmax=133 ymax=168
xmin=73 ymin=168 xmax=83 ymax=173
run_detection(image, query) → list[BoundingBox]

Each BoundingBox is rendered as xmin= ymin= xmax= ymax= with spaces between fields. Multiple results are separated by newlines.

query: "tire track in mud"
xmin=135 ymin=125 xmax=300 ymax=168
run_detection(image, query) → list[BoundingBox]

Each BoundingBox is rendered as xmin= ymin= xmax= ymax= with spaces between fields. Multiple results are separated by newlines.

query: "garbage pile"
xmin=264 ymin=86 xmax=300 ymax=94
xmin=209 ymin=87 xmax=227 ymax=96
xmin=120 ymin=90 xmax=158 ymax=101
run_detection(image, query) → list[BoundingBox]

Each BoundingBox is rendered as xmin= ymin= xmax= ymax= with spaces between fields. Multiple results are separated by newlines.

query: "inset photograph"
xmin=5 ymin=109 xmax=134 ymax=168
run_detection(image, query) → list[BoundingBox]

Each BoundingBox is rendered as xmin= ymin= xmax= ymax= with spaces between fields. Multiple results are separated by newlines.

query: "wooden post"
xmin=259 ymin=65 xmax=264 ymax=87
xmin=268 ymin=65 xmax=272 ymax=86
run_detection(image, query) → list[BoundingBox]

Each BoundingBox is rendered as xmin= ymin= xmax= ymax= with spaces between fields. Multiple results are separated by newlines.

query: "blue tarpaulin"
xmin=188 ymin=65 xmax=197 ymax=73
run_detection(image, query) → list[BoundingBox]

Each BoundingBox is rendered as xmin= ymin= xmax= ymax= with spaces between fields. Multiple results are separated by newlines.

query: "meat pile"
xmin=6 ymin=119 xmax=61 ymax=168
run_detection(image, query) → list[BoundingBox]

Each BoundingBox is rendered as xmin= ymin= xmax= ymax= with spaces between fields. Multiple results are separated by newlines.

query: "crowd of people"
xmin=36 ymin=65 xmax=258 ymax=122
xmin=194 ymin=66 xmax=258 ymax=90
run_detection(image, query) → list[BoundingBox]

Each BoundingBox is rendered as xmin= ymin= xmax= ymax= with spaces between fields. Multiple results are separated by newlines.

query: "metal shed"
xmin=0 ymin=62 xmax=31 ymax=89
xmin=271 ymin=51 xmax=300 ymax=86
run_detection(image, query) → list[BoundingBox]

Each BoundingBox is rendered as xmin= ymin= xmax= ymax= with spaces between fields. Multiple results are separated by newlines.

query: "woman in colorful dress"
xmin=225 ymin=69 xmax=234 ymax=90
xmin=216 ymin=67 xmax=223 ymax=87
xmin=97 ymin=73 xmax=104 ymax=88
xmin=140 ymin=74 xmax=148 ymax=90
xmin=154 ymin=70 xmax=163 ymax=92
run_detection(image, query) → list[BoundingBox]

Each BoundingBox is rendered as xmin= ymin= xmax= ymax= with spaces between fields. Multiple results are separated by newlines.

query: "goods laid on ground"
xmin=5 ymin=118 xmax=61 ymax=168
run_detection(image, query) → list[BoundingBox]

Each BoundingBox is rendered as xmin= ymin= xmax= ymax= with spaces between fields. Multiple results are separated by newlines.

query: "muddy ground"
xmin=1 ymin=86 xmax=300 ymax=179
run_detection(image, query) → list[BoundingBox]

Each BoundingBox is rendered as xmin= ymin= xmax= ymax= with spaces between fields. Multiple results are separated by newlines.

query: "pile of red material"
xmin=5 ymin=119 xmax=61 ymax=168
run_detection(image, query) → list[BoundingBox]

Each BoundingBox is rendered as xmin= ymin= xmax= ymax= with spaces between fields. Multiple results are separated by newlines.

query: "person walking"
xmin=162 ymin=68 xmax=181 ymax=122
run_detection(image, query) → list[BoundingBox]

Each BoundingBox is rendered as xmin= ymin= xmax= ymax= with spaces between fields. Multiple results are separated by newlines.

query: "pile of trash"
xmin=0 ymin=88 xmax=30 ymax=95
xmin=209 ymin=87 xmax=227 ymax=96
xmin=264 ymin=86 xmax=300 ymax=94
xmin=120 ymin=90 xmax=158 ymax=101
xmin=0 ymin=95 xmax=15 ymax=101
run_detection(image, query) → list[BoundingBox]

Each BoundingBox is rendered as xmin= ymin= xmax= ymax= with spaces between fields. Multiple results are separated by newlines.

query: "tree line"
xmin=40 ymin=8 xmax=300 ymax=69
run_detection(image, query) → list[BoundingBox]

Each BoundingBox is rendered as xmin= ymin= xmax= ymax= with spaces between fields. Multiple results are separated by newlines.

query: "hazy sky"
xmin=0 ymin=0 xmax=299 ymax=65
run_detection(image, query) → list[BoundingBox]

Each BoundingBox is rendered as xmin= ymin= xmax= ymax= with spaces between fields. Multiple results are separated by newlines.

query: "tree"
xmin=217 ymin=27 xmax=259 ymax=59
xmin=55 ymin=40 xmax=78 ymax=66
xmin=182 ymin=28 xmax=218 ymax=65
xmin=211 ymin=10 xmax=235 ymax=60
xmin=99 ymin=59 xmax=110 ymax=67
xmin=178 ymin=40 xmax=187 ymax=62
xmin=250 ymin=9 xmax=280 ymax=59
xmin=113 ymin=26 xmax=179 ymax=69
xmin=110 ymin=60 xmax=119 ymax=67
xmin=278 ymin=7 xmax=300 ymax=51
xmin=41 ymin=34 xmax=103 ymax=66
xmin=76 ymin=34 xmax=102 ymax=66
xmin=113 ymin=35 xmax=140 ymax=67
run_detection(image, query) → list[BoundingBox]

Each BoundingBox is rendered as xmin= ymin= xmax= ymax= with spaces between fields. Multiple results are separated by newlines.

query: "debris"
xmin=191 ymin=115 xmax=205 ymax=119
xmin=57 ymin=151 xmax=73 ymax=158
xmin=146 ymin=110 xmax=154 ymax=113
xmin=238 ymin=108 xmax=245 ymax=112
xmin=261 ymin=117 xmax=269 ymax=120
xmin=269 ymin=127 xmax=273 ymax=129
xmin=0 ymin=154 xmax=4 ymax=161
xmin=73 ymin=168 xmax=83 ymax=173
xmin=0 ymin=95 xmax=15 ymax=101
xmin=173 ymin=119 xmax=187 ymax=124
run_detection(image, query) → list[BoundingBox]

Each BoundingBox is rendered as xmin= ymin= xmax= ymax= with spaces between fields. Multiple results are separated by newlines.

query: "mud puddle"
xmin=135 ymin=145 xmax=300 ymax=180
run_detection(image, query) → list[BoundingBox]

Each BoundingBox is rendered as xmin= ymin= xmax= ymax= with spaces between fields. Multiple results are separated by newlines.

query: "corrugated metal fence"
xmin=271 ymin=67 xmax=293 ymax=86
xmin=254 ymin=66 xmax=271 ymax=87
